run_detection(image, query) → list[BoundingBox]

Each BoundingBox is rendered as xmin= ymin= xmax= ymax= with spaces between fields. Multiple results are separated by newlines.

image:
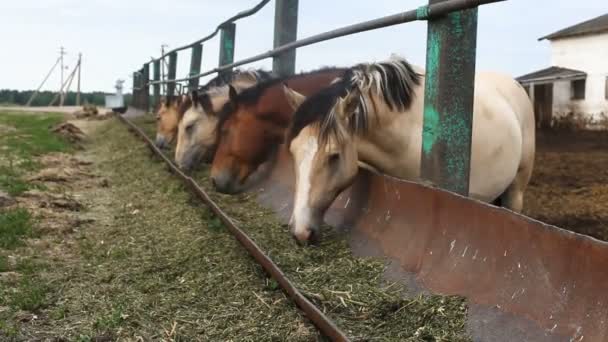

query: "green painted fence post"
xmin=273 ymin=0 xmax=299 ymax=76
xmin=132 ymin=71 xmax=138 ymax=108
xmin=142 ymin=64 xmax=150 ymax=112
xmin=189 ymin=44 xmax=203 ymax=89
xmin=153 ymin=60 xmax=161 ymax=109
xmin=218 ymin=23 xmax=236 ymax=79
xmin=167 ymin=52 xmax=178 ymax=99
xmin=420 ymin=0 xmax=478 ymax=196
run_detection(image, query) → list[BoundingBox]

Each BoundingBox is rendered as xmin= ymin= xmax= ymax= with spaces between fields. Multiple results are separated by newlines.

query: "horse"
xmin=284 ymin=56 xmax=536 ymax=243
xmin=175 ymin=69 xmax=275 ymax=170
xmin=155 ymin=95 xmax=186 ymax=149
xmin=208 ymin=67 xmax=347 ymax=194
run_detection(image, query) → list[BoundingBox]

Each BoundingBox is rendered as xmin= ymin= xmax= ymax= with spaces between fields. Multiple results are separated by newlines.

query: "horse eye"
xmin=185 ymin=124 xmax=195 ymax=134
xmin=328 ymin=153 xmax=340 ymax=166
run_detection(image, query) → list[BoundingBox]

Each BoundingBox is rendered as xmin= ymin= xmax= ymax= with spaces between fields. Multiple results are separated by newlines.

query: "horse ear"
xmin=338 ymin=86 xmax=361 ymax=120
xmin=283 ymin=84 xmax=306 ymax=111
xmin=198 ymin=93 xmax=214 ymax=115
xmin=228 ymin=85 xmax=238 ymax=105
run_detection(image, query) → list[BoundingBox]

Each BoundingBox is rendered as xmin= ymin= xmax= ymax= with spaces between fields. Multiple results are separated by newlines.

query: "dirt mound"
xmin=0 ymin=191 xmax=16 ymax=208
xmin=51 ymin=122 xmax=86 ymax=144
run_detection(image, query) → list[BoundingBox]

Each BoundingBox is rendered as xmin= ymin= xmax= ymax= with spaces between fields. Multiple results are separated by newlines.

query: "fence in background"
xmin=130 ymin=0 xmax=505 ymax=208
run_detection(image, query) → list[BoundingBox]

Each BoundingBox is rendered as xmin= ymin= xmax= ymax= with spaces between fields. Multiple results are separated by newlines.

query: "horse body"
xmin=209 ymin=68 xmax=346 ymax=194
xmin=174 ymin=70 xmax=274 ymax=170
xmin=285 ymin=57 xmax=535 ymax=242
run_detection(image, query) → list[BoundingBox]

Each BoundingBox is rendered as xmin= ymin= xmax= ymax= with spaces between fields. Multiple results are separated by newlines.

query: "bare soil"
xmin=524 ymin=129 xmax=608 ymax=241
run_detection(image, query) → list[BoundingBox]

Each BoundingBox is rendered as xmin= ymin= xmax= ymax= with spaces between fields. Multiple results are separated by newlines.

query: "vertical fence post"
xmin=132 ymin=71 xmax=138 ymax=108
xmin=272 ymin=0 xmax=299 ymax=76
xmin=420 ymin=0 xmax=478 ymax=196
xmin=218 ymin=23 xmax=236 ymax=79
xmin=166 ymin=52 xmax=178 ymax=99
xmin=142 ymin=64 xmax=150 ymax=112
xmin=153 ymin=60 xmax=161 ymax=110
xmin=189 ymin=44 xmax=204 ymax=90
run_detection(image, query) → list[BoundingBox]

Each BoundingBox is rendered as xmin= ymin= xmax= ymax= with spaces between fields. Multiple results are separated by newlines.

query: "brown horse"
xmin=155 ymin=69 xmax=273 ymax=150
xmin=209 ymin=67 xmax=346 ymax=194
xmin=175 ymin=70 xmax=275 ymax=169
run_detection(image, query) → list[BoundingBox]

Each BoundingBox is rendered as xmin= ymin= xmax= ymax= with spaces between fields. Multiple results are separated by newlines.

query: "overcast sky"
xmin=1 ymin=0 xmax=606 ymax=92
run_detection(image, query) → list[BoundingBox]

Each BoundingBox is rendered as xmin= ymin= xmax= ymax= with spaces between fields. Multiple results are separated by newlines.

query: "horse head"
xmin=155 ymin=95 xmax=185 ymax=149
xmin=174 ymin=70 xmax=273 ymax=171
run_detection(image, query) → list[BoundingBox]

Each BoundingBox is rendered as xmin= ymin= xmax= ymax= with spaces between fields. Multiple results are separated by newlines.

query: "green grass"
xmin=0 ymin=111 xmax=70 ymax=196
xmin=0 ymin=111 xmax=70 ymax=157
xmin=9 ymin=276 xmax=49 ymax=312
xmin=0 ymin=208 xmax=33 ymax=249
xmin=0 ymin=165 xmax=30 ymax=196
xmin=0 ymin=254 xmax=8 ymax=272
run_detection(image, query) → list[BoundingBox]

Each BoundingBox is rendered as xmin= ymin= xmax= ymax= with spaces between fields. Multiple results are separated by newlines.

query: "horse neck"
xmin=257 ymin=70 xmax=344 ymax=126
xmin=355 ymin=89 xmax=425 ymax=179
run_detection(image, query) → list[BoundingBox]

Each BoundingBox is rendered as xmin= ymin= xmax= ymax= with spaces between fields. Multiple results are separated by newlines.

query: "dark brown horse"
xmin=210 ymin=68 xmax=346 ymax=194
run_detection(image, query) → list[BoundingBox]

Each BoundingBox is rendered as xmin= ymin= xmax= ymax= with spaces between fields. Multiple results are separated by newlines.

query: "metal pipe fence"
xmin=127 ymin=0 xmax=509 ymax=337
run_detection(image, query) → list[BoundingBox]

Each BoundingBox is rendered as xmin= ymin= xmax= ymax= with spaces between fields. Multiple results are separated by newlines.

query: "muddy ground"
xmin=524 ymin=129 xmax=608 ymax=241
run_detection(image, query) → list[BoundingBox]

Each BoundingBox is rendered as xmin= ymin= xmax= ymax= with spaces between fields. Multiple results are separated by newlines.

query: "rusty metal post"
xmin=142 ymin=64 xmax=150 ymax=111
xmin=420 ymin=0 xmax=478 ymax=196
xmin=218 ymin=23 xmax=236 ymax=80
xmin=272 ymin=0 xmax=299 ymax=76
xmin=167 ymin=52 xmax=178 ymax=99
xmin=189 ymin=44 xmax=203 ymax=89
xmin=153 ymin=60 xmax=161 ymax=109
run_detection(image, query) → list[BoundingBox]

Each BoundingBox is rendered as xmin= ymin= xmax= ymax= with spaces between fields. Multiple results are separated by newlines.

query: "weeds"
xmin=0 ymin=208 xmax=33 ymax=249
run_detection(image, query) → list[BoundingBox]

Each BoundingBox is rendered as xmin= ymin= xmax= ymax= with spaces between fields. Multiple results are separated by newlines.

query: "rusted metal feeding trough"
xmin=128 ymin=0 xmax=608 ymax=340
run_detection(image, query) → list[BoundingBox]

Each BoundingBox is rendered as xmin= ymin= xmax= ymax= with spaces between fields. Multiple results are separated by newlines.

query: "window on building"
xmin=571 ymin=79 xmax=586 ymax=100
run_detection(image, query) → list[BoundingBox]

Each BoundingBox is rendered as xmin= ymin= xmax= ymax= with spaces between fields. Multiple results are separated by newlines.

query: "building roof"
xmin=517 ymin=66 xmax=586 ymax=85
xmin=540 ymin=14 xmax=608 ymax=41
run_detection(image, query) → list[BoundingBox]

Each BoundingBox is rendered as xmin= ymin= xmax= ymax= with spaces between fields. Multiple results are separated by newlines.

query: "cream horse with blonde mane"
xmin=284 ymin=56 xmax=535 ymax=243
xmin=175 ymin=70 xmax=275 ymax=170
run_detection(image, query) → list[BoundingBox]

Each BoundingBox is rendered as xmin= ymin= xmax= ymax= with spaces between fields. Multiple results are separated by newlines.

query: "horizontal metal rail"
xmin=148 ymin=0 xmax=505 ymax=85
xmin=150 ymin=0 xmax=271 ymax=64
xmin=117 ymin=115 xmax=350 ymax=342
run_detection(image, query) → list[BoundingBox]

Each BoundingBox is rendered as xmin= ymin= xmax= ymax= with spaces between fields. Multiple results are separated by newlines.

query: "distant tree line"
xmin=0 ymin=89 xmax=132 ymax=107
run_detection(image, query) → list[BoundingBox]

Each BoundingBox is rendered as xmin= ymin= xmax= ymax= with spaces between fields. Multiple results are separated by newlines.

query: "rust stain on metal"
xmin=254 ymin=147 xmax=608 ymax=342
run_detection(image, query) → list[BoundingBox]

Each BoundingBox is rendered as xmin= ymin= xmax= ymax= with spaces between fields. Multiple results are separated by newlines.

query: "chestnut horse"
xmin=175 ymin=69 xmax=275 ymax=169
xmin=209 ymin=68 xmax=346 ymax=194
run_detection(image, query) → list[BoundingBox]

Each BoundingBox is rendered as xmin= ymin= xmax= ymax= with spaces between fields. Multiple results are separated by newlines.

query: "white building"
xmin=518 ymin=14 xmax=608 ymax=129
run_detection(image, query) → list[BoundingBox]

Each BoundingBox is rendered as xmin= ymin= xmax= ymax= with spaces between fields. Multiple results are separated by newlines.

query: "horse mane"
xmin=215 ymin=66 xmax=347 ymax=136
xmin=232 ymin=67 xmax=345 ymax=106
xmin=178 ymin=68 xmax=275 ymax=117
xmin=199 ymin=68 xmax=275 ymax=93
xmin=288 ymin=57 xmax=422 ymax=146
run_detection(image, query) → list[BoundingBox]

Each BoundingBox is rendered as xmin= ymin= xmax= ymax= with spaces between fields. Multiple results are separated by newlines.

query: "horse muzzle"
xmin=210 ymin=171 xmax=241 ymax=194
xmin=155 ymin=135 xmax=169 ymax=149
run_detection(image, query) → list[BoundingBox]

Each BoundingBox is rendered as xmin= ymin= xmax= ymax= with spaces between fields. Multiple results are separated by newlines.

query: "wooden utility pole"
xmin=59 ymin=47 xmax=66 ymax=106
xmin=76 ymin=53 xmax=82 ymax=106
xmin=26 ymin=57 xmax=61 ymax=106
